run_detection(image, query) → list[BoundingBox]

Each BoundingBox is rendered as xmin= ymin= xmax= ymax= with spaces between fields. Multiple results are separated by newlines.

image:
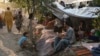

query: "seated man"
xmin=52 ymin=21 xmax=76 ymax=55
xmin=18 ymin=32 xmax=29 ymax=49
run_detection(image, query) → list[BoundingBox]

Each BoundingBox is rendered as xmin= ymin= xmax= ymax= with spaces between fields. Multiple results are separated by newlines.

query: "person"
xmin=43 ymin=15 xmax=51 ymax=26
xmin=78 ymin=20 xmax=86 ymax=40
xmin=88 ymin=29 xmax=100 ymax=42
xmin=60 ymin=1 xmax=65 ymax=7
xmin=0 ymin=15 xmax=3 ymax=29
xmin=4 ymin=7 xmax=13 ymax=32
xmin=29 ymin=13 xmax=33 ymax=20
xmin=18 ymin=32 xmax=29 ymax=49
xmin=78 ymin=2 xmax=85 ymax=8
xmin=52 ymin=21 xmax=76 ymax=55
xmin=36 ymin=21 xmax=56 ymax=56
xmin=15 ymin=11 xmax=23 ymax=33
xmin=54 ymin=18 xmax=63 ymax=34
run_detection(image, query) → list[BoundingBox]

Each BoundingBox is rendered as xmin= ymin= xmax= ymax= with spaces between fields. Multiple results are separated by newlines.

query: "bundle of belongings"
xmin=88 ymin=29 xmax=100 ymax=42
xmin=92 ymin=44 xmax=100 ymax=56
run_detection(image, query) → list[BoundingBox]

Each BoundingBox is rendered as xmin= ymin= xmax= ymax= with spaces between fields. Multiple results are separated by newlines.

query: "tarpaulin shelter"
xmin=44 ymin=1 xmax=100 ymax=31
xmin=53 ymin=1 xmax=100 ymax=19
xmin=57 ymin=0 xmax=92 ymax=4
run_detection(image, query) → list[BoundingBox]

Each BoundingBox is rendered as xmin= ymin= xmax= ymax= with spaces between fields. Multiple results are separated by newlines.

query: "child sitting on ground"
xmin=18 ymin=32 xmax=29 ymax=49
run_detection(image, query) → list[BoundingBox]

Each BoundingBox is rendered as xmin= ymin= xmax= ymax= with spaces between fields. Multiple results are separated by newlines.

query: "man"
xmin=15 ymin=11 xmax=23 ymax=33
xmin=52 ymin=21 xmax=76 ymax=54
xmin=4 ymin=7 xmax=13 ymax=32
xmin=18 ymin=32 xmax=29 ymax=48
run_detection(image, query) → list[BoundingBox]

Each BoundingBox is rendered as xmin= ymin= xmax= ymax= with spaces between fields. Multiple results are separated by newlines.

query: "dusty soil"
xmin=0 ymin=15 xmax=34 ymax=56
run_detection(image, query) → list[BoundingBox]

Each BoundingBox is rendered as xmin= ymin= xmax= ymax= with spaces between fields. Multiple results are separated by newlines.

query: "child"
xmin=18 ymin=32 xmax=29 ymax=48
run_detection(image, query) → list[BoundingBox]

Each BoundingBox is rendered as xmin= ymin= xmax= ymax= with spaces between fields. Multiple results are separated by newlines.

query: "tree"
xmin=92 ymin=8 xmax=100 ymax=29
xmin=9 ymin=0 xmax=55 ymax=44
xmin=93 ymin=16 xmax=100 ymax=29
xmin=93 ymin=0 xmax=100 ymax=6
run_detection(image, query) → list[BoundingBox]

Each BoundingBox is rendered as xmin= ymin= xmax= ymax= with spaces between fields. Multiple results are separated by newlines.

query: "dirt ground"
xmin=0 ymin=15 xmax=34 ymax=56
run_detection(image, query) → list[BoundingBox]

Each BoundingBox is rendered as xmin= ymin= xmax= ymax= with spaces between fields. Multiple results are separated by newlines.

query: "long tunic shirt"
xmin=4 ymin=10 xmax=13 ymax=30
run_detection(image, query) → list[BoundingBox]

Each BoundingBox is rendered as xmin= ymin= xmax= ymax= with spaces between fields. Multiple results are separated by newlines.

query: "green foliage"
xmin=92 ymin=0 xmax=100 ymax=29
xmin=9 ymin=0 xmax=27 ymax=8
xmin=92 ymin=16 xmax=100 ymax=29
xmin=9 ymin=0 xmax=54 ymax=16
xmin=93 ymin=0 xmax=100 ymax=6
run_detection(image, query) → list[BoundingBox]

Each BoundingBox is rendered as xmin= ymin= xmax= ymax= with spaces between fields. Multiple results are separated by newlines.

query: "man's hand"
xmin=58 ymin=32 xmax=66 ymax=38
xmin=61 ymin=32 xmax=66 ymax=36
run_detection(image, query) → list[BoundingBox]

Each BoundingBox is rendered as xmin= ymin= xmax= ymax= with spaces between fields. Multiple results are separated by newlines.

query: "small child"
xmin=18 ymin=32 xmax=29 ymax=48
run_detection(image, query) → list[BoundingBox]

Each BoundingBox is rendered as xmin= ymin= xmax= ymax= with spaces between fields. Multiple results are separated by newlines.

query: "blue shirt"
xmin=18 ymin=36 xmax=27 ymax=46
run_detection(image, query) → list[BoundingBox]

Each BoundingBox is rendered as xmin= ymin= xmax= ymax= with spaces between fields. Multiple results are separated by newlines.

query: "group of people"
xmin=0 ymin=7 xmax=23 ymax=33
xmin=35 ymin=15 xmax=76 ymax=56
xmin=17 ymin=11 xmax=100 ymax=56
xmin=2 ymin=7 xmax=98 ymax=55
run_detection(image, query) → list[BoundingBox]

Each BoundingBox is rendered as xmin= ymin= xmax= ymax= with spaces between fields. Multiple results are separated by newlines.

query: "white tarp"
xmin=57 ymin=0 xmax=92 ymax=4
xmin=82 ymin=42 xmax=99 ymax=51
xmin=54 ymin=2 xmax=100 ymax=18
